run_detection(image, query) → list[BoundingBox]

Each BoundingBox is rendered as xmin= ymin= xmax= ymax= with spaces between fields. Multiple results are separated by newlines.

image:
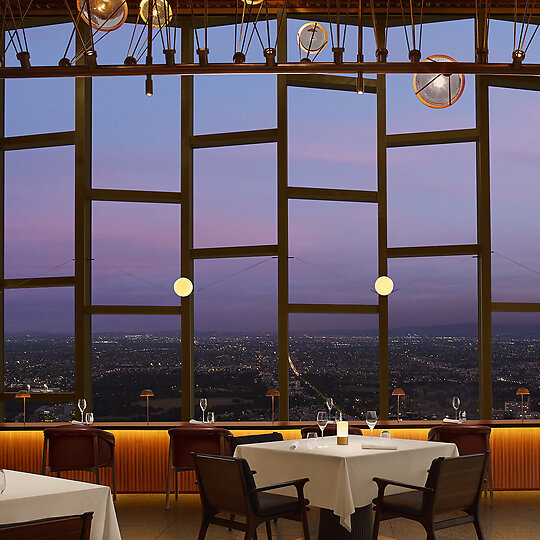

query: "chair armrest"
xmin=372 ymin=477 xmax=434 ymax=494
xmin=248 ymin=478 xmax=309 ymax=494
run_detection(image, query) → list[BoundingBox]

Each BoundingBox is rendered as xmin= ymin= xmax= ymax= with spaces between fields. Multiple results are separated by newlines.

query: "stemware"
xmin=317 ymin=411 xmax=329 ymax=444
xmin=452 ymin=396 xmax=461 ymax=420
xmin=200 ymin=398 xmax=208 ymax=423
xmin=366 ymin=410 xmax=378 ymax=438
xmin=0 ymin=469 xmax=5 ymax=494
xmin=326 ymin=397 xmax=334 ymax=417
xmin=77 ymin=399 xmax=87 ymax=423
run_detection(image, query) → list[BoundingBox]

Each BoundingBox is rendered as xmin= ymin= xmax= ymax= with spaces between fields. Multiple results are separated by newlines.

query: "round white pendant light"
xmin=297 ymin=22 xmax=328 ymax=55
xmin=173 ymin=277 xmax=194 ymax=297
xmin=413 ymin=55 xmax=465 ymax=109
xmin=77 ymin=0 xmax=128 ymax=31
xmin=374 ymin=276 xmax=394 ymax=296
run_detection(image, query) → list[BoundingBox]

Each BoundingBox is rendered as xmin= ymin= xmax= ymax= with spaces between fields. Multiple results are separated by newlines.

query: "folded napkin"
xmin=361 ymin=443 xmax=398 ymax=450
xmin=189 ymin=419 xmax=204 ymax=424
xmin=71 ymin=420 xmax=84 ymax=425
xmin=443 ymin=418 xmax=461 ymax=424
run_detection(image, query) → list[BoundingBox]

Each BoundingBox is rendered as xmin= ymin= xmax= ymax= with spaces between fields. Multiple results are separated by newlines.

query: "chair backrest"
xmin=192 ymin=453 xmax=255 ymax=516
xmin=300 ymin=424 xmax=363 ymax=438
xmin=427 ymin=425 xmax=491 ymax=455
xmin=168 ymin=426 xmax=234 ymax=469
xmin=425 ymin=454 xmax=487 ymax=515
xmin=44 ymin=425 xmax=115 ymax=470
xmin=0 ymin=512 xmax=93 ymax=540
xmin=230 ymin=432 xmax=284 ymax=453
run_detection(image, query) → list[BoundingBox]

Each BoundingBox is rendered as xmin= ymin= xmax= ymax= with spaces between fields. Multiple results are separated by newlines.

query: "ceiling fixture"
xmin=76 ymin=0 xmax=128 ymax=32
xmin=374 ymin=276 xmax=394 ymax=296
xmin=297 ymin=22 xmax=328 ymax=63
xmin=173 ymin=277 xmax=194 ymax=297
xmin=413 ymin=55 xmax=465 ymax=109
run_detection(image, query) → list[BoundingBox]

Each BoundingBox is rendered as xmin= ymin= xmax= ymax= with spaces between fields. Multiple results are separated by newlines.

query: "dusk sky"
xmin=3 ymin=17 xmax=540 ymax=335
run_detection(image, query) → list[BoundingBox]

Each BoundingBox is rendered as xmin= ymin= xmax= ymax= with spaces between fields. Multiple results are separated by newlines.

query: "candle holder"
xmin=336 ymin=420 xmax=348 ymax=445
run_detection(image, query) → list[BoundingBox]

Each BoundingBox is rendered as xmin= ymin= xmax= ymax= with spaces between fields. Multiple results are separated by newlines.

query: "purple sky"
xmin=3 ymin=18 xmax=540 ymax=334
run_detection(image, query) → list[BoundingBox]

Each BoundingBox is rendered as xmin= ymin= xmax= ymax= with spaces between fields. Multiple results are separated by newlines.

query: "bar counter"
xmin=1 ymin=421 xmax=539 ymax=493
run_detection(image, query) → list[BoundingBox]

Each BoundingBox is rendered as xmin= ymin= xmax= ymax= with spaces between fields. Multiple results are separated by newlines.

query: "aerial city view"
xmin=4 ymin=329 xmax=537 ymax=423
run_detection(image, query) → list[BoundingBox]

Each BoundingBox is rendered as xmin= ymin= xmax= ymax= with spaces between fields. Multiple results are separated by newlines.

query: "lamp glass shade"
xmin=516 ymin=387 xmax=530 ymax=396
xmin=392 ymin=388 xmax=405 ymax=396
xmin=173 ymin=277 xmax=193 ymax=297
xmin=15 ymin=390 xmax=31 ymax=399
xmin=413 ymin=55 xmax=465 ymax=109
xmin=240 ymin=0 xmax=264 ymax=4
xmin=266 ymin=389 xmax=280 ymax=397
xmin=374 ymin=276 xmax=394 ymax=296
xmin=77 ymin=0 xmax=128 ymax=31
xmin=297 ymin=22 xmax=328 ymax=54
xmin=140 ymin=389 xmax=154 ymax=398
xmin=139 ymin=0 xmax=173 ymax=28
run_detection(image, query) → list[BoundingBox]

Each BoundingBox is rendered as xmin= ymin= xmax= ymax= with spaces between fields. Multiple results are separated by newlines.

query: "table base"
xmin=318 ymin=506 xmax=374 ymax=540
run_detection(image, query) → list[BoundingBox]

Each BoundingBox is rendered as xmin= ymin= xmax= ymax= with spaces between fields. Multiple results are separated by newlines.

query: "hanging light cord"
xmin=0 ymin=259 xmax=75 ymax=293
xmin=493 ymin=251 xmax=540 ymax=280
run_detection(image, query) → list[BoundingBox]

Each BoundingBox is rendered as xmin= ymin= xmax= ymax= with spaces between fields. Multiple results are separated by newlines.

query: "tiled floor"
xmin=115 ymin=491 xmax=540 ymax=539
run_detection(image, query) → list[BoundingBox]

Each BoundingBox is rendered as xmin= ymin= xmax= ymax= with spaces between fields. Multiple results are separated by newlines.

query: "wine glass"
xmin=317 ymin=411 xmax=329 ymax=444
xmin=0 ymin=469 xmax=6 ymax=494
xmin=366 ymin=410 xmax=378 ymax=438
xmin=452 ymin=396 xmax=460 ymax=420
xmin=326 ymin=397 xmax=334 ymax=418
xmin=77 ymin=399 xmax=87 ymax=423
xmin=200 ymin=398 xmax=207 ymax=423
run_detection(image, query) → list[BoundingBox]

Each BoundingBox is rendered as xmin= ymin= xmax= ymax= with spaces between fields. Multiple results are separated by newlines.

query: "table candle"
xmin=337 ymin=420 xmax=348 ymax=445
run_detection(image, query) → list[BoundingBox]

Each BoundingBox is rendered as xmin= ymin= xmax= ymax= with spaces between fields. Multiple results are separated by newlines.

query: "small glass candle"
xmin=336 ymin=420 xmax=348 ymax=445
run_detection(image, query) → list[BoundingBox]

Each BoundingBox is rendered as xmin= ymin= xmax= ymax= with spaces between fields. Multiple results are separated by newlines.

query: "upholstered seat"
xmin=231 ymin=432 xmax=284 ymax=453
xmin=373 ymin=490 xmax=424 ymax=516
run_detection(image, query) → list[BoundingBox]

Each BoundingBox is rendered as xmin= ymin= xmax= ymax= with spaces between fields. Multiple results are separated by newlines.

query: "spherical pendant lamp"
xmin=139 ymin=0 xmax=173 ymax=28
xmin=413 ymin=55 xmax=465 ymax=109
xmin=240 ymin=0 xmax=264 ymax=4
xmin=173 ymin=277 xmax=194 ymax=297
xmin=374 ymin=276 xmax=394 ymax=296
xmin=297 ymin=22 xmax=328 ymax=57
xmin=77 ymin=0 xmax=128 ymax=32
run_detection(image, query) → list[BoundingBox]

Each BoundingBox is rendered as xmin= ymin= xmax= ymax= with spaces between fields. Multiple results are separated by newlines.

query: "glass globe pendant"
xmin=139 ymin=0 xmax=173 ymax=28
xmin=76 ymin=0 xmax=128 ymax=32
xmin=413 ymin=55 xmax=465 ymax=109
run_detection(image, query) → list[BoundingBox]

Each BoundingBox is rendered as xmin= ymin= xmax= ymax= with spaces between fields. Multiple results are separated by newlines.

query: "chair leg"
xmin=111 ymin=461 xmax=117 ymax=501
xmin=228 ymin=514 xmax=235 ymax=532
xmin=371 ymin=506 xmax=382 ymax=540
xmin=174 ymin=470 xmax=178 ymax=500
xmin=165 ymin=443 xmax=172 ymax=510
xmin=473 ymin=516 xmax=484 ymax=540
xmin=197 ymin=517 xmax=210 ymax=540
xmin=41 ymin=437 xmax=48 ymax=475
xmin=300 ymin=506 xmax=310 ymax=540
xmin=488 ymin=458 xmax=494 ymax=506
xmin=265 ymin=520 xmax=272 ymax=540
xmin=244 ymin=522 xmax=257 ymax=540
xmin=423 ymin=524 xmax=437 ymax=540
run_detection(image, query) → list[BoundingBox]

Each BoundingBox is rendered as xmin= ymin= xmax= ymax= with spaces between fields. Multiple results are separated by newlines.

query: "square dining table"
xmin=234 ymin=434 xmax=458 ymax=540
xmin=0 ymin=470 xmax=121 ymax=540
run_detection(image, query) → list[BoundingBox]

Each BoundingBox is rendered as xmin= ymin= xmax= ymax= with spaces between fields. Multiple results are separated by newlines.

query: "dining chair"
xmin=42 ymin=425 xmax=116 ymax=500
xmin=372 ymin=453 xmax=488 ymax=540
xmin=0 ymin=512 xmax=93 ymax=540
xmin=300 ymin=424 xmax=363 ymax=438
xmin=166 ymin=425 xmax=234 ymax=510
xmin=230 ymin=432 xmax=284 ymax=453
xmin=192 ymin=453 xmax=311 ymax=540
xmin=428 ymin=424 xmax=493 ymax=504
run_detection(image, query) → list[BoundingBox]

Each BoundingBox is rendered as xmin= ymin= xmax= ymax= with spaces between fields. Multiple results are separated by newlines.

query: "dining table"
xmin=0 ymin=470 xmax=121 ymax=540
xmin=234 ymin=434 xmax=459 ymax=540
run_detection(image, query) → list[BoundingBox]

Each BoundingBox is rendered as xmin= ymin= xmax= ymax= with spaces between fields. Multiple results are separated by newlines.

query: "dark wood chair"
xmin=230 ymin=432 xmax=284 ymax=453
xmin=300 ymin=424 xmax=364 ymax=438
xmin=42 ymin=425 xmax=116 ymax=500
xmin=192 ymin=453 xmax=311 ymax=540
xmin=0 ymin=512 xmax=93 ymax=540
xmin=372 ymin=453 xmax=488 ymax=540
xmin=166 ymin=425 xmax=234 ymax=510
xmin=428 ymin=424 xmax=493 ymax=504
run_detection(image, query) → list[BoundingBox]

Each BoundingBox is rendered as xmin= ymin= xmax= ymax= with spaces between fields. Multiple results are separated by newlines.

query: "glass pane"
xmin=4 ymin=288 xmax=75 ymax=395
xmin=5 ymin=24 xmax=74 ymax=136
xmin=93 ymin=76 xmax=180 ymax=191
xmin=386 ymin=19 xmax=476 ymax=134
xmin=194 ymin=258 xmax=277 ymax=421
xmin=289 ymin=314 xmax=379 ymax=421
xmin=387 ymin=143 xmax=477 ymax=247
xmin=92 ymin=202 xmax=180 ymax=305
xmin=289 ymin=200 xmax=378 ymax=304
xmin=492 ymin=312 xmax=540 ymax=419
xmin=92 ymin=315 xmax=181 ymax=421
xmin=289 ymin=87 xmax=377 ymax=190
xmin=5 ymin=147 xmax=74 ymax=279
xmin=491 ymin=87 xmax=540 ymax=302
xmin=194 ymin=144 xmax=277 ymax=248
xmin=388 ymin=256 xmax=478 ymax=420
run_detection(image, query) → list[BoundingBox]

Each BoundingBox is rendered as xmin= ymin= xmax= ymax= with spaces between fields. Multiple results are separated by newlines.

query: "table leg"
xmin=318 ymin=506 xmax=373 ymax=540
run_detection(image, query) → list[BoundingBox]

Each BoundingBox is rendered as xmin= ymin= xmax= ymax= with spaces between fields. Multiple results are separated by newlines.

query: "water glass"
xmin=366 ymin=411 xmax=378 ymax=438
xmin=306 ymin=432 xmax=318 ymax=450
xmin=0 ymin=469 xmax=5 ymax=494
xmin=207 ymin=412 xmax=215 ymax=423
xmin=380 ymin=430 xmax=391 ymax=439
xmin=85 ymin=413 xmax=94 ymax=425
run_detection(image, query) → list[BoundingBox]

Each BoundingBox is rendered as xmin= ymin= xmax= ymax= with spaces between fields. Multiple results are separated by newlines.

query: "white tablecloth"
xmin=235 ymin=435 xmax=458 ymax=531
xmin=0 ymin=470 xmax=121 ymax=540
